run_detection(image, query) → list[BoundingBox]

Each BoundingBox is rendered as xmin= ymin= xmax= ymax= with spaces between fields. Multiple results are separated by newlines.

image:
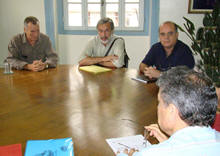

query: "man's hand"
xmin=102 ymin=55 xmax=118 ymax=62
xmin=143 ymin=66 xmax=161 ymax=79
xmin=116 ymin=148 xmax=137 ymax=156
xmin=24 ymin=60 xmax=47 ymax=72
xmin=144 ymin=124 xmax=168 ymax=143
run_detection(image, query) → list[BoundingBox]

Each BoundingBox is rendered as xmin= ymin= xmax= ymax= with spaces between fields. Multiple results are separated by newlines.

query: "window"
xmin=63 ymin=0 xmax=144 ymax=31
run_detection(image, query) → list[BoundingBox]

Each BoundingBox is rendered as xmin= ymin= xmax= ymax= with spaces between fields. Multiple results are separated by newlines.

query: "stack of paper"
xmin=25 ymin=138 xmax=74 ymax=156
xmin=106 ymin=135 xmax=151 ymax=154
xmin=79 ymin=65 xmax=112 ymax=74
xmin=0 ymin=144 xmax=22 ymax=156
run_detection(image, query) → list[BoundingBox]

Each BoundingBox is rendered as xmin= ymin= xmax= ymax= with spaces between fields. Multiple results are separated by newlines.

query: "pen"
xmin=118 ymin=143 xmax=132 ymax=149
xmin=131 ymin=77 xmax=148 ymax=83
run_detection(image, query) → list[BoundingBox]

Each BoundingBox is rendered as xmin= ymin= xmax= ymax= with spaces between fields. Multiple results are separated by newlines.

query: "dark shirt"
xmin=142 ymin=40 xmax=195 ymax=71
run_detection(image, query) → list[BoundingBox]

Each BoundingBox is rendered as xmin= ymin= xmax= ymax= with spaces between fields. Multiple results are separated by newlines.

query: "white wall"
xmin=0 ymin=0 xmax=204 ymax=69
xmin=0 ymin=0 xmax=46 ymax=65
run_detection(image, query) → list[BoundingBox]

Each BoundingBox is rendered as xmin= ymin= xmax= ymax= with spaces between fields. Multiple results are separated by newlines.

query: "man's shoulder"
xmin=176 ymin=40 xmax=190 ymax=48
xmin=174 ymin=40 xmax=192 ymax=54
xmin=112 ymin=35 xmax=124 ymax=42
xmin=10 ymin=33 xmax=26 ymax=44
xmin=39 ymin=33 xmax=50 ymax=40
xmin=11 ymin=33 xmax=24 ymax=40
xmin=150 ymin=42 xmax=163 ymax=51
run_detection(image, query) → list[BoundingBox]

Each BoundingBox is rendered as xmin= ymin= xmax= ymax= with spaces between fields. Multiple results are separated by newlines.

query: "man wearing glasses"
xmin=79 ymin=17 xmax=127 ymax=68
xmin=139 ymin=21 xmax=195 ymax=79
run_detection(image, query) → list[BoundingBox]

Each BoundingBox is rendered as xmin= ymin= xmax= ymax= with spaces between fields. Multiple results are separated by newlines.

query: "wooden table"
xmin=0 ymin=65 xmax=158 ymax=156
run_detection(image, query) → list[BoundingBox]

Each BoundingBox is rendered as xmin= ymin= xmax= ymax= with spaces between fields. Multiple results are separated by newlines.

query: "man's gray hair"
xmin=96 ymin=17 xmax=114 ymax=31
xmin=24 ymin=16 xmax=39 ymax=28
xmin=156 ymin=66 xmax=218 ymax=126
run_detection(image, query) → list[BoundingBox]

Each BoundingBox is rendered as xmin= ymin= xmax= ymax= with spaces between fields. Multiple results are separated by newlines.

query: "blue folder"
xmin=25 ymin=137 xmax=74 ymax=156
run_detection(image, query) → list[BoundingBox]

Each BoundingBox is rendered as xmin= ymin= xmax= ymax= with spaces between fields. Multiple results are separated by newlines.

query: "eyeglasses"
xmin=159 ymin=31 xmax=175 ymax=37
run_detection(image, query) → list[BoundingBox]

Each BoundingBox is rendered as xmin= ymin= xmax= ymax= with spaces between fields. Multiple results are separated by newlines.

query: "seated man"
xmin=79 ymin=17 xmax=127 ymax=68
xmin=6 ymin=16 xmax=58 ymax=72
xmin=139 ymin=21 xmax=195 ymax=78
xmin=118 ymin=66 xmax=220 ymax=156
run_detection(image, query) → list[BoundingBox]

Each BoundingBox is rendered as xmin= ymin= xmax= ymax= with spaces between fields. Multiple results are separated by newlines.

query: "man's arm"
xmin=44 ymin=38 xmax=58 ymax=68
xmin=139 ymin=63 xmax=148 ymax=73
xmin=7 ymin=39 xmax=29 ymax=70
xmin=23 ymin=60 xmax=47 ymax=72
xmin=116 ymin=124 xmax=169 ymax=156
xmin=139 ymin=63 xmax=161 ymax=78
xmin=79 ymin=55 xmax=118 ymax=67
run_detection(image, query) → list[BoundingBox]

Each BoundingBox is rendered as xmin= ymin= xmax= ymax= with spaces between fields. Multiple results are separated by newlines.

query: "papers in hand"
xmin=106 ymin=135 xmax=151 ymax=154
xmin=79 ymin=65 xmax=112 ymax=74
xmin=25 ymin=138 xmax=74 ymax=156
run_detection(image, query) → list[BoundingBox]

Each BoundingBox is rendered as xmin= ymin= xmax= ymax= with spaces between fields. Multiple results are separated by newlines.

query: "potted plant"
xmin=177 ymin=0 xmax=220 ymax=105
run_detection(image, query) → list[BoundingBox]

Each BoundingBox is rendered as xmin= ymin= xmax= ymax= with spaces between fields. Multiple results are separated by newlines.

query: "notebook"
xmin=106 ymin=135 xmax=151 ymax=154
xmin=0 ymin=144 xmax=22 ymax=156
xmin=25 ymin=138 xmax=74 ymax=156
xmin=79 ymin=65 xmax=112 ymax=74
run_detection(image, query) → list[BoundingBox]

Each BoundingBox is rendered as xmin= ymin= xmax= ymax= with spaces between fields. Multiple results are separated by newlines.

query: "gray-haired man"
xmin=79 ymin=17 xmax=127 ymax=68
xmin=6 ymin=16 xmax=58 ymax=71
xmin=118 ymin=66 xmax=220 ymax=156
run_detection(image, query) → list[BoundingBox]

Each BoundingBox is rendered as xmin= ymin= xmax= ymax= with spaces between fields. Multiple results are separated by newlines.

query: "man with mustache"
xmin=139 ymin=21 xmax=195 ymax=79
xmin=6 ymin=16 xmax=58 ymax=72
xmin=79 ymin=17 xmax=126 ymax=68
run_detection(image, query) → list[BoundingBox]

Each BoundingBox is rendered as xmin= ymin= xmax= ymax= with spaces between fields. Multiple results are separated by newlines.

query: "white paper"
xmin=106 ymin=135 xmax=151 ymax=154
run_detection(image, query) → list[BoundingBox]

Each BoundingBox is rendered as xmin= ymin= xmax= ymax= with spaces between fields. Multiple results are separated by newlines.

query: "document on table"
xmin=106 ymin=135 xmax=151 ymax=154
xmin=79 ymin=65 xmax=112 ymax=74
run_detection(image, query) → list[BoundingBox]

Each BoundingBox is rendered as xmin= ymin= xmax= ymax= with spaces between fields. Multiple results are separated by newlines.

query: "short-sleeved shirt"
xmin=7 ymin=33 xmax=58 ymax=70
xmin=142 ymin=40 xmax=195 ymax=71
xmin=79 ymin=35 xmax=125 ymax=68
xmin=117 ymin=126 xmax=220 ymax=156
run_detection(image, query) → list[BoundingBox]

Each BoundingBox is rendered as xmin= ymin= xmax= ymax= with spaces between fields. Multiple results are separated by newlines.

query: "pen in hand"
xmin=143 ymin=129 xmax=149 ymax=147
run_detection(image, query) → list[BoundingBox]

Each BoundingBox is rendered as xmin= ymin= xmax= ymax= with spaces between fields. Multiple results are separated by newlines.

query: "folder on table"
xmin=79 ymin=65 xmax=112 ymax=74
xmin=25 ymin=137 xmax=74 ymax=156
xmin=0 ymin=144 xmax=22 ymax=156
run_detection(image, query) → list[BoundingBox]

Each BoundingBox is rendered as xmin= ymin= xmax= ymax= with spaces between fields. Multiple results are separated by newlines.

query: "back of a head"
xmin=24 ymin=16 xmax=39 ymax=27
xmin=157 ymin=66 xmax=218 ymax=126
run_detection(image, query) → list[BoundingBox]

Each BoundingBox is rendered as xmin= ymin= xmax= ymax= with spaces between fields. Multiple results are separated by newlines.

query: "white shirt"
xmin=117 ymin=126 xmax=220 ymax=156
xmin=79 ymin=35 xmax=125 ymax=68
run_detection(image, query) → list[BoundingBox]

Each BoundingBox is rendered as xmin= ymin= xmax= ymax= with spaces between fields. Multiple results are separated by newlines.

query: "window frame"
xmin=63 ymin=0 xmax=144 ymax=31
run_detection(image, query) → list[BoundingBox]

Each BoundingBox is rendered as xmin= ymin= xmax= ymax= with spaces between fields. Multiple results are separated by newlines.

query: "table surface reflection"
xmin=0 ymin=65 xmax=158 ymax=156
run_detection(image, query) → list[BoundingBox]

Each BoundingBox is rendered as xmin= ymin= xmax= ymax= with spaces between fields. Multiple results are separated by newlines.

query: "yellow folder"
xmin=79 ymin=65 xmax=112 ymax=74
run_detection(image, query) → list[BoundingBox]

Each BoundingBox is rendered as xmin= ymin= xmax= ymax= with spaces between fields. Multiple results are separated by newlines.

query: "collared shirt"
xmin=117 ymin=126 xmax=220 ymax=156
xmin=7 ymin=33 xmax=58 ymax=70
xmin=79 ymin=35 xmax=125 ymax=68
xmin=142 ymin=40 xmax=195 ymax=71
